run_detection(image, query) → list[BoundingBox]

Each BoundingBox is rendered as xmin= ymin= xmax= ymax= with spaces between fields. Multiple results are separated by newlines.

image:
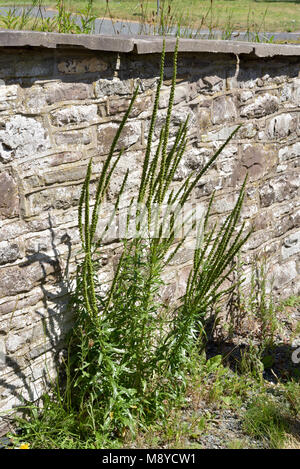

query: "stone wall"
xmin=0 ymin=33 xmax=299 ymax=434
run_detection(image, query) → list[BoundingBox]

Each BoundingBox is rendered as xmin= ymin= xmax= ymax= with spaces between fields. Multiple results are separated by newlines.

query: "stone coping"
xmin=0 ymin=30 xmax=299 ymax=57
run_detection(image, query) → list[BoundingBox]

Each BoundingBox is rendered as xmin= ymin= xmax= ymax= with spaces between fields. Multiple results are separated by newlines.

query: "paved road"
xmin=0 ymin=5 xmax=299 ymax=43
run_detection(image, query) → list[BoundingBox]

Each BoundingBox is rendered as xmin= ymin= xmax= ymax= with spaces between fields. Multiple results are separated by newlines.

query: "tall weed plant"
xmin=66 ymin=37 xmax=250 ymax=438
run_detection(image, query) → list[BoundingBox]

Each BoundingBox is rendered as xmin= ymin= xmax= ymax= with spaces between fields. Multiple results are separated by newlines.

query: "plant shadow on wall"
xmin=4 ymin=38 xmax=257 ymax=448
xmin=0 ymin=213 xmax=73 ymax=432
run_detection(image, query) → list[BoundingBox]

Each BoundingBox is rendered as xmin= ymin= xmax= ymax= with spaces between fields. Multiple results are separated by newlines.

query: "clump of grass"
xmin=227 ymin=438 xmax=249 ymax=449
xmin=0 ymin=0 xmax=97 ymax=34
xmin=243 ymin=398 xmax=292 ymax=449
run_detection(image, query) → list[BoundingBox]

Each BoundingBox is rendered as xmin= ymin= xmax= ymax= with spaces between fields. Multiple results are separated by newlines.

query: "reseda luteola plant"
xmin=70 ymin=38 xmax=251 ymax=436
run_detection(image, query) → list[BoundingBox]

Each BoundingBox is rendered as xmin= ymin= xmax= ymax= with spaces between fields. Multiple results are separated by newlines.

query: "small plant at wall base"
xmin=9 ymin=39 xmax=250 ymax=447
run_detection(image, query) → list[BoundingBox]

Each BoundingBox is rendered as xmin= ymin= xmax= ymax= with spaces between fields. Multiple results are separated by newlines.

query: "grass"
xmin=5 ymin=291 xmax=300 ymax=450
xmin=243 ymin=398 xmax=296 ymax=448
xmin=0 ymin=0 xmax=299 ymax=34
xmin=7 ymin=350 xmax=300 ymax=449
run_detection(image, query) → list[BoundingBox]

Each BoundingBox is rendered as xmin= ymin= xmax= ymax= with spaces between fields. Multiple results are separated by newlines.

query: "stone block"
xmin=0 ymin=84 xmax=19 ymax=112
xmin=57 ymin=56 xmax=108 ymax=75
xmin=97 ymin=121 xmax=141 ymax=155
xmin=0 ymin=261 xmax=57 ymax=299
xmin=267 ymin=113 xmax=297 ymax=139
xmin=233 ymin=144 xmax=275 ymax=185
xmin=0 ymin=116 xmax=50 ymax=162
xmin=278 ymin=142 xmax=300 ymax=162
xmin=50 ymin=104 xmax=98 ymax=127
xmin=282 ymin=231 xmax=300 ymax=259
xmin=95 ymin=78 xmax=134 ymax=98
xmin=43 ymin=166 xmax=87 ymax=186
xmin=271 ymin=260 xmax=298 ymax=291
xmin=25 ymin=184 xmax=84 ymax=217
xmin=15 ymin=52 xmax=54 ymax=77
xmin=211 ymin=95 xmax=237 ymax=125
xmin=46 ymin=151 xmax=84 ymax=167
xmin=260 ymin=175 xmax=300 ymax=207
xmin=0 ymin=170 xmax=19 ymax=220
xmin=5 ymin=333 xmax=26 ymax=354
xmin=108 ymin=94 xmax=152 ymax=118
xmin=45 ymin=82 xmax=94 ymax=104
xmin=55 ymin=127 xmax=94 ymax=147
xmin=204 ymin=125 xmax=238 ymax=142
xmin=159 ymin=85 xmax=188 ymax=108
xmin=0 ymin=240 xmax=21 ymax=265
xmin=240 ymin=93 xmax=279 ymax=118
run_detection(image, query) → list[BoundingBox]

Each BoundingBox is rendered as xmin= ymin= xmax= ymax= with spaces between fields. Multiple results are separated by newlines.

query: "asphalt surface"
xmin=0 ymin=5 xmax=299 ymax=43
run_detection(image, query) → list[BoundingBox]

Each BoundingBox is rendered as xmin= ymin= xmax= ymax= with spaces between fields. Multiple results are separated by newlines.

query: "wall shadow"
xmin=0 ymin=214 xmax=73 ymax=433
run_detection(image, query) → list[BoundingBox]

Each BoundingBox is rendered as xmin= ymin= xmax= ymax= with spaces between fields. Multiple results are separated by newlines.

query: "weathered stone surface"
xmin=15 ymin=52 xmax=54 ymax=77
xmin=178 ymin=146 xmax=212 ymax=180
xmin=45 ymin=82 xmax=93 ymax=104
xmin=213 ymin=193 xmax=239 ymax=214
xmin=51 ymin=104 xmax=98 ymax=127
xmin=97 ymin=121 xmax=141 ymax=154
xmin=0 ymin=116 xmax=50 ymax=161
xmin=203 ymin=75 xmax=223 ymax=89
xmin=242 ymin=229 xmax=271 ymax=251
xmin=282 ymin=231 xmax=300 ymax=259
xmin=43 ymin=165 xmax=87 ymax=186
xmin=46 ymin=151 xmax=84 ymax=167
xmin=0 ymin=170 xmax=19 ymax=220
xmin=240 ymin=93 xmax=279 ymax=118
xmin=239 ymin=90 xmax=253 ymax=103
xmin=159 ymin=85 xmax=188 ymax=108
xmin=58 ymin=56 xmax=108 ymax=74
xmin=233 ymin=144 xmax=274 ymax=184
xmin=267 ymin=113 xmax=297 ymax=139
xmin=5 ymin=333 xmax=26 ymax=354
xmin=237 ymin=122 xmax=257 ymax=139
xmin=197 ymin=108 xmax=211 ymax=132
xmin=0 ymin=289 xmax=43 ymax=316
xmin=0 ymin=340 xmax=5 ymax=370
xmin=211 ymin=95 xmax=237 ymax=125
xmin=0 ymin=241 xmax=20 ymax=265
xmin=204 ymin=124 xmax=237 ymax=142
xmin=26 ymin=184 xmax=84 ymax=216
xmin=95 ymin=78 xmax=134 ymax=98
xmin=0 ymin=261 xmax=57 ymax=298
xmin=271 ymin=260 xmax=298 ymax=291
xmin=2 ymin=32 xmax=300 ymax=58
xmin=0 ymin=84 xmax=19 ymax=112
xmin=55 ymin=128 xmax=94 ymax=146
xmin=274 ymin=213 xmax=295 ymax=237
xmin=278 ymin=142 xmax=300 ymax=162
xmin=108 ymin=94 xmax=152 ymax=117
xmin=292 ymin=78 xmax=300 ymax=105
xmin=260 ymin=175 xmax=300 ymax=207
